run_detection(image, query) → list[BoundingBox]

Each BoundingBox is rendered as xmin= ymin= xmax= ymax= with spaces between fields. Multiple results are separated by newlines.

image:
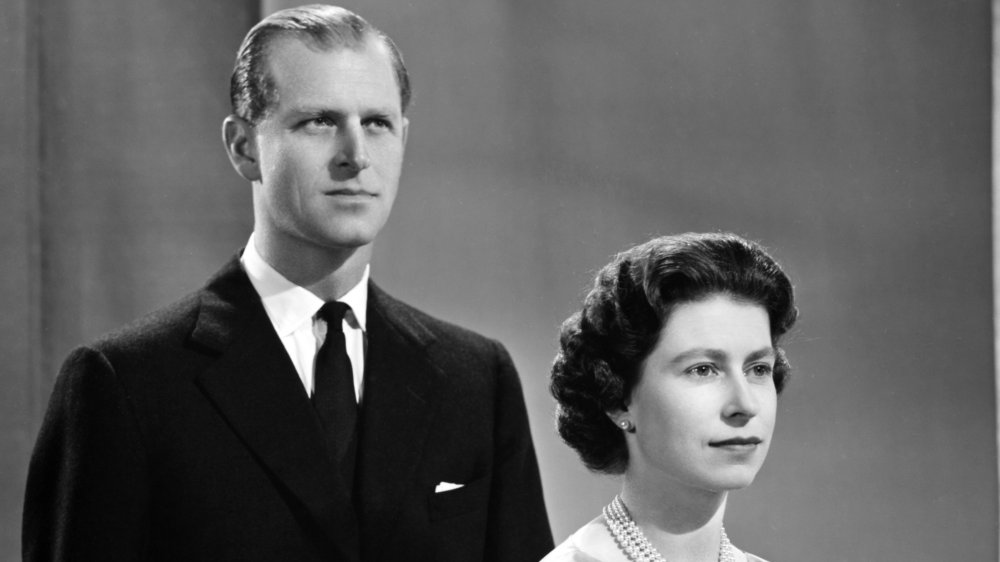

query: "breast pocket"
xmin=428 ymin=475 xmax=491 ymax=521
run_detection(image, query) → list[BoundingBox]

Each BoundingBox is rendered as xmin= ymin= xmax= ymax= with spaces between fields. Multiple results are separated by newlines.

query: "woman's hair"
xmin=550 ymin=232 xmax=798 ymax=474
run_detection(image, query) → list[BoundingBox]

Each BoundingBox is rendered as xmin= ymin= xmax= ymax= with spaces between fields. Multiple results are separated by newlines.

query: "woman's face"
xmin=620 ymin=293 xmax=777 ymax=494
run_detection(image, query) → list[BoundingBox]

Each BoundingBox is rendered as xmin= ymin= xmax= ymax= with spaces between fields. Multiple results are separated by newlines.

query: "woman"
xmin=545 ymin=232 xmax=797 ymax=562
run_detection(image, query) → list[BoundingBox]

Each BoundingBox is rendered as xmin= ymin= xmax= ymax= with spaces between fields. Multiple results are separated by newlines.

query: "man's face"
xmin=250 ymin=35 xmax=407 ymax=256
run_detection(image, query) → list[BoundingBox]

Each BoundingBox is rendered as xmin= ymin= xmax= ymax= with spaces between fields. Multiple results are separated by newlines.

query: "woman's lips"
xmin=709 ymin=437 xmax=762 ymax=448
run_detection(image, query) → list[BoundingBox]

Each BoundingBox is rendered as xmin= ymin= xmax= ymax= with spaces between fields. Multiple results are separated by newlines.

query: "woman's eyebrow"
xmin=745 ymin=347 xmax=777 ymax=362
xmin=670 ymin=346 xmax=775 ymax=366
xmin=669 ymin=348 xmax=727 ymax=366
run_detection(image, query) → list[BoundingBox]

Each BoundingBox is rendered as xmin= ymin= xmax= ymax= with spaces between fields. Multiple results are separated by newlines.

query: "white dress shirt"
xmin=240 ymin=233 xmax=368 ymax=401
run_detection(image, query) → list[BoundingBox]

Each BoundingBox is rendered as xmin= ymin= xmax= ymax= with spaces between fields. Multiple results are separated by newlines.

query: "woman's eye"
xmin=748 ymin=364 xmax=773 ymax=377
xmin=686 ymin=364 xmax=718 ymax=377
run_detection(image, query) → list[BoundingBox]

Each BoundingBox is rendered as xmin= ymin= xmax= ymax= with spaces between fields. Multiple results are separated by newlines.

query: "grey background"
xmin=2 ymin=0 xmax=995 ymax=560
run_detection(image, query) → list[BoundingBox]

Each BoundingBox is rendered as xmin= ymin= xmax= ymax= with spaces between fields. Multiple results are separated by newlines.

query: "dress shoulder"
xmin=540 ymin=516 xmax=611 ymax=562
xmin=744 ymin=553 xmax=771 ymax=562
xmin=539 ymin=538 xmax=603 ymax=562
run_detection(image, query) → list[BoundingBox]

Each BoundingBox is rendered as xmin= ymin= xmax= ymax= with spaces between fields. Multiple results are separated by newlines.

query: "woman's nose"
xmin=723 ymin=375 xmax=760 ymax=421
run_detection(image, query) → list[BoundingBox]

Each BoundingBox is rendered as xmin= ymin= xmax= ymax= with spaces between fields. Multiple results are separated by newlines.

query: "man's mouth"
xmin=326 ymin=189 xmax=376 ymax=197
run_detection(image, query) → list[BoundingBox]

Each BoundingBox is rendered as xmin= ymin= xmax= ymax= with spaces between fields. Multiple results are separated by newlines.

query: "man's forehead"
xmin=271 ymin=29 xmax=369 ymax=53
xmin=265 ymin=33 xmax=389 ymax=73
xmin=263 ymin=34 xmax=398 ymax=99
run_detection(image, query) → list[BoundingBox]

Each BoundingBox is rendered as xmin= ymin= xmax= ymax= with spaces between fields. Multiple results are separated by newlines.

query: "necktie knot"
xmin=317 ymin=301 xmax=350 ymax=332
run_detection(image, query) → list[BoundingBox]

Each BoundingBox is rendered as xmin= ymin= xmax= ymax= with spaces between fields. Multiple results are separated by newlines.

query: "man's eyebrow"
xmin=287 ymin=106 xmax=399 ymax=120
xmin=361 ymin=107 xmax=402 ymax=120
xmin=288 ymin=107 xmax=344 ymax=117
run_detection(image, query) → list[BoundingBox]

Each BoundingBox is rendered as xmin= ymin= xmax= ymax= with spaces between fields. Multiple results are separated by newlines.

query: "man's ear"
xmin=222 ymin=115 xmax=261 ymax=182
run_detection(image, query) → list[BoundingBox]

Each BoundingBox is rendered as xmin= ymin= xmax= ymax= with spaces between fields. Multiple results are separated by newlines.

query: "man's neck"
xmin=253 ymin=232 xmax=371 ymax=301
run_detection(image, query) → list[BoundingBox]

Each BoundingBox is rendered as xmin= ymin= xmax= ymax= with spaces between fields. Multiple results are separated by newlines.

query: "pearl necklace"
xmin=603 ymin=495 xmax=738 ymax=562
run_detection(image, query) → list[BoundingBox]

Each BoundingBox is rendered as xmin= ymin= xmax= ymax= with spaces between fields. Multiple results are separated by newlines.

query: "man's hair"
xmin=230 ymin=4 xmax=412 ymax=124
xmin=550 ymin=232 xmax=798 ymax=474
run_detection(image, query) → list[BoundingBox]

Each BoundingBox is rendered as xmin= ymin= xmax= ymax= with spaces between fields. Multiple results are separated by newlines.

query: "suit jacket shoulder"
xmin=89 ymin=256 xmax=253 ymax=358
xmin=368 ymin=282 xmax=503 ymax=352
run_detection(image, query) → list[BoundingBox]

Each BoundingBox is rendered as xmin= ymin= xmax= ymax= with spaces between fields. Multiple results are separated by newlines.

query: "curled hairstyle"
xmin=230 ymin=4 xmax=412 ymax=124
xmin=550 ymin=232 xmax=798 ymax=474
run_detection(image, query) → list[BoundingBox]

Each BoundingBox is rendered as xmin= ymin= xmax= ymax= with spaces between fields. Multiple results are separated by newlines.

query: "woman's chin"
xmin=697 ymin=467 xmax=761 ymax=493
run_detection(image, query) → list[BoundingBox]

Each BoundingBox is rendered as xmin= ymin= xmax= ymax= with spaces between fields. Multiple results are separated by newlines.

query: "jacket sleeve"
xmin=484 ymin=341 xmax=554 ymax=562
xmin=23 ymin=346 xmax=151 ymax=562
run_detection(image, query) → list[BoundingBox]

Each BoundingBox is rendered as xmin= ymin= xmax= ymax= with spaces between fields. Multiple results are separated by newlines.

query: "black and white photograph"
xmin=2 ymin=1 xmax=995 ymax=560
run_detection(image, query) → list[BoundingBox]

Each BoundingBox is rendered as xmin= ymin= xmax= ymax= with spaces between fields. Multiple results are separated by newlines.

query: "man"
xmin=23 ymin=5 xmax=553 ymax=561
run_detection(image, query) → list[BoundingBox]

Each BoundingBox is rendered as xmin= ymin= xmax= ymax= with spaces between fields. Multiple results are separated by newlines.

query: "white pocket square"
xmin=434 ymin=481 xmax=464 ymax=493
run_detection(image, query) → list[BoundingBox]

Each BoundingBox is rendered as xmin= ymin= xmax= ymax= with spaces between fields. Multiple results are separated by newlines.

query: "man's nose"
xmin=722 ymin=374 xmax=760 ymax=421
xmin=333 ymin=122 xmax=371 ymax=171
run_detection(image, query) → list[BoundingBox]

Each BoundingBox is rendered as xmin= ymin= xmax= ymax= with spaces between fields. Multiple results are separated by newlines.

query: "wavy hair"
xmin=550 ymin=232 xmax=798 ymax=474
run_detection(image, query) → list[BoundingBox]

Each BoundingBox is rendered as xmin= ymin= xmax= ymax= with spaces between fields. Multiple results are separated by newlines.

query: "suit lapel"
xmin=355 ymin=284 xmax=447 ymax=559
xmin=190 ymin=257 xmax=361 ymax=561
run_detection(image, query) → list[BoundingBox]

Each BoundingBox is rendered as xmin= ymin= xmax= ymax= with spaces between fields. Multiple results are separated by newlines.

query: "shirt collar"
xmin=339 ymin=265 xmax=369 ymax=330
xmin=240 ymin=233 xmax=369 ymax=336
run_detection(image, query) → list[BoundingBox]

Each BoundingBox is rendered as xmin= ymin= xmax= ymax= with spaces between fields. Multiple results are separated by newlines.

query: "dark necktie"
xmin=313 ymin=301 xmax=358 ymax=490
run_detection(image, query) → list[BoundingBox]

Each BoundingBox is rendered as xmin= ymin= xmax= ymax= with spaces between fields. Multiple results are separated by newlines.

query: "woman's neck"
xmin=618 ymin=473 xmax=729 ymax=561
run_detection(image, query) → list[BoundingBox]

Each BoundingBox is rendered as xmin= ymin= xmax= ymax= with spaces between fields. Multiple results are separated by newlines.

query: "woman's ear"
xmin=607 ymin=409 xmax=635 ymax=433
xmin=222 ymin=115 xmax=261 ymax=182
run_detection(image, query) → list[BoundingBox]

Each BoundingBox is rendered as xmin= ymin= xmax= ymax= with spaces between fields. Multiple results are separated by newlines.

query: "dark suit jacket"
xmin=23 ymin=257 xmax=553 ymax=561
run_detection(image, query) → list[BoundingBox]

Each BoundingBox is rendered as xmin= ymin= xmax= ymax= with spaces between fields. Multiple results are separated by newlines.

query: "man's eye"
xmin=303 ymin=117 xmax=335 ymax=129
xmin=365 ymin=118 xmax=392 ymax=131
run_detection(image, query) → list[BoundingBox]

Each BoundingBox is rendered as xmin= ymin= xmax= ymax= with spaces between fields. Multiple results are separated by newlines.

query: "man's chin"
xmin=322 ymin=232 xmax=380 ymax=252
xmin=314 ymin=222 xmax=385 ymax=249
